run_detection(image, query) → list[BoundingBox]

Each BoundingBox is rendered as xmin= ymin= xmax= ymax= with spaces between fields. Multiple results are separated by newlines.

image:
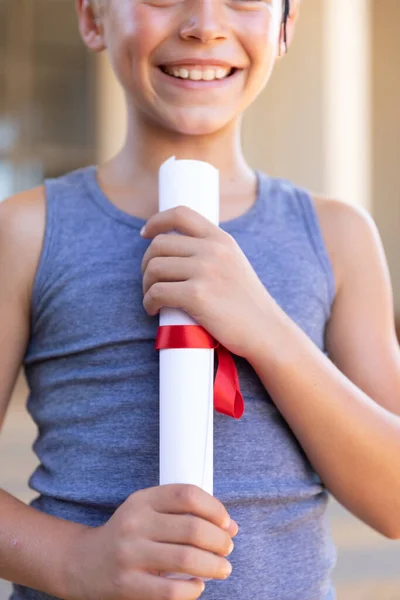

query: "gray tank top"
xmin=12 ymin=165 xmax=337 ymax=600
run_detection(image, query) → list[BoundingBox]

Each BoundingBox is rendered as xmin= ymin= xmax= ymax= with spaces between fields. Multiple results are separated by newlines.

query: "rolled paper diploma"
xmin=158 ymin=156 xmax=219 ymax=582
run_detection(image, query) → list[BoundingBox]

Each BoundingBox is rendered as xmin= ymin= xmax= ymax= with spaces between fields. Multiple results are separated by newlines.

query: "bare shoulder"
xmin=0 ymin=186 xmax=46 ymax=421
xmin=311 ymin=194 xmax=379 ymax=298
xmin=0 ymin=186 xmax=46 ymax=309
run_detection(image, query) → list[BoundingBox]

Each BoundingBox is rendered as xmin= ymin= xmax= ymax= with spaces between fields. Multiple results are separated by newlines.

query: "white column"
xmin=322 ymin=0 xmax=372 ymax=209
xmin=95 ymin=52 xmax=127 ymax=164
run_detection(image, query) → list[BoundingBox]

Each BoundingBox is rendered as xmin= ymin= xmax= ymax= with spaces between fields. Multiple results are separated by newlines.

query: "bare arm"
xmin=0 ymin=489 xmax=91 ymax=597
xmin=247 ymin=199 xmax=400 ymax=539
xmin=0 ymin=189 xmax=89 ymax=598
xmin=0 ymin=188 xmax=238 ymax=600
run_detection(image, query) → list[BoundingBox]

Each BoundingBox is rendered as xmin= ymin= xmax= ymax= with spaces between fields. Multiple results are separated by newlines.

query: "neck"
xmin=99 ymin=101 xmax=256 ymax=204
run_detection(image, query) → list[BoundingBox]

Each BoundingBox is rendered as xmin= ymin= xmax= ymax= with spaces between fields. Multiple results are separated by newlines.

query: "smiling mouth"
xmin=159 ymin=65 xmax=238 ymax=80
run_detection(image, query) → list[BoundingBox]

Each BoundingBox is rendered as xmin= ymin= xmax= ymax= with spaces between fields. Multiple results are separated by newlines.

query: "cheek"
xmin=254 ymin=3 xmax=282 ymax=56
xmin=106 ymin=4 xmax=167 ymax=91
xmin=241 ymin=15 xmax=279 ymax=74
xmin=132 ymin=5 xmax=168 ymax=62
xmin=236 ymin=14 xmax=280 ymax=104
xmin=105 ymin=5 xmax=143 ymax=81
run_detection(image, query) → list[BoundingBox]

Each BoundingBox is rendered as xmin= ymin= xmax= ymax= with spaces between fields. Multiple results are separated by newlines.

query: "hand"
xmin=141 ymin=205 xmax=272 ymax=358
xmin=68 ymin=484 xmax=239 ymax=600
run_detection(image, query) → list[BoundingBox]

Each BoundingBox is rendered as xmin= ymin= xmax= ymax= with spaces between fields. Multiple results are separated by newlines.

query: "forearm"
xmin=0 ymin=488 xmax=89 ymax=598
xmin=247 ymin=303 xmax=400 ymax=538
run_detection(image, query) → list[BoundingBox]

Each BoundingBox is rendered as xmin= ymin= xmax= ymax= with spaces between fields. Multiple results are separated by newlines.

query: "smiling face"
xmin=79 ymin=0 xmax=297 ymax=136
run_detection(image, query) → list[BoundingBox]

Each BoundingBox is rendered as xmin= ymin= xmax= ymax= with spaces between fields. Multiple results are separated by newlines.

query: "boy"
xmin=1 ymin=1 xmax=400 ymax=598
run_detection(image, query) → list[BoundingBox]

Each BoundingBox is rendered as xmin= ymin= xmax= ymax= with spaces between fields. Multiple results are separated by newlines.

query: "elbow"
xmin=383 ymin=529 xmax=400 ymax=541
xmin=379 ymin=521 xmax=400 ymax=540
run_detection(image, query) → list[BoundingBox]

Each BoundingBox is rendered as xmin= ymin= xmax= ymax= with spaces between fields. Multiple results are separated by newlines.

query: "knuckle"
xmin=114 ymin=539 xmax=133 ymax=570
xmin=150 ymin=282 xmax=163 ymax=299
xmin=175 ymin=484 xmax=200 ymax=512
xmin=190 ymin=280 xmax=204 ymax=302
xmin=148 ymin=257 xmax=162 ymax=277
xmin=175 ymin=545 xmax=196 ymax=571
xmin=212 ymin=240 xmax=227 ymax=259
xmin=111 ymin=569 xmax=130 ymax=600
xmin=123 ymin=514 xmax=141 ymax=537
xmin=118 ymin=519 xmax=133 ymax=543
xmin=159 ymin=580 xmax=181 ymax=600
xmin=187 ymin=517 xmax=204 ymax=547
xmin=127 ymin=489 xmax=143 ymax=505
xmin=175 ymin=205 xmax=189 ymax=221
xmin=153 ymin=234 xmax=165 ymax=254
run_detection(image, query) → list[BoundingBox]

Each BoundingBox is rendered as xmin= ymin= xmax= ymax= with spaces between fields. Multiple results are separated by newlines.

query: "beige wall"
xmin=243 ymin=0 xmax=373 ymax=208
xmin=372 ymin=0 xmax=400 ymax=315
xmin=242 ymin=0 xmax=324 ymax=192
xmin=244 ymin=0 xmax=400 ymax=317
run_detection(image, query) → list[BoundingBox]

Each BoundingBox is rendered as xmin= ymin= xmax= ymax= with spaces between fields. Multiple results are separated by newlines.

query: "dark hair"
xmin=283 ymin=0 xmax=290 ymax=51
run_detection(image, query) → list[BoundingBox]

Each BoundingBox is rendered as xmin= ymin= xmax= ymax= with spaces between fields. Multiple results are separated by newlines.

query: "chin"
xmin=160 ymin=109 xmax=235 ymax=137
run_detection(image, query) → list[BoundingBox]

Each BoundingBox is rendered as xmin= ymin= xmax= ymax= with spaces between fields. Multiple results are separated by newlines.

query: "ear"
xmin=76 ymin=0 xmax=106 ymax=53
xmin=277 ymin=0 xmax=300 ymax=59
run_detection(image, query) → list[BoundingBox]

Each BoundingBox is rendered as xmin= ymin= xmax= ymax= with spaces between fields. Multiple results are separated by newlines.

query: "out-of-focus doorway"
xmin=0 ymin=0 xmax=96 ymax=201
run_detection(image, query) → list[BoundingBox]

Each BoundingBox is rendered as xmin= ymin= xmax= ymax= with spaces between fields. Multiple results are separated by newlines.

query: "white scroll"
xmin=157 ymin=155 xmax=220 ymax=582
xmin=158 ymin=156 xmax=219 ymax=503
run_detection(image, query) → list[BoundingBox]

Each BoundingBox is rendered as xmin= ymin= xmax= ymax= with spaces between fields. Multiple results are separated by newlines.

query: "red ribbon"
xmin=155 ymin=325 xmax=245 ymax=419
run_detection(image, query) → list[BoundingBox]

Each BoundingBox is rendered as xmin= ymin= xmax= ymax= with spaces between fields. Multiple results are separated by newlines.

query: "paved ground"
xmin=1 ymin=373 xmax=400 ymax=599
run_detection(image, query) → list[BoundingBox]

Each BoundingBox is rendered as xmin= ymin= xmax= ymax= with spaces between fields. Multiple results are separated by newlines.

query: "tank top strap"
xmin=296 ymin=186 xmax=336 ymax=307
xmin=30 ymin=167 xmax=96 ymax=330
xmin=267 ymin=176 xmax=336 ymax=310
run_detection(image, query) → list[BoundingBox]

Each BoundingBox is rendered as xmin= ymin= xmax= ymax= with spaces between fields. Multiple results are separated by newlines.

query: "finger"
xmin=143 ymin=279 xmax=200 ymax=316
xmin=141 ymin=205 xmax=215 ymax=240
xmin=142 ymin=256 xmax=194 ymax=297
xmin=139 ymin=540 xmax=232 ymax=581
xmin=146 ymin=513 xmax=234 ymax=558
xmin=126 ymin=571 xmax=205 ymax=600
xmin=227 ymin=518 xmax=240 ymax=538
xmin=149 ymin=484 xmax=232 ymax=532
xmin=141 ymin=233 xmax=200 ymax=275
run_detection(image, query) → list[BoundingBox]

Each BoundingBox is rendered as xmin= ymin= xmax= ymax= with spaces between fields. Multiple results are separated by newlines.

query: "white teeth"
xmin=215 ymin=67 xmax=229 ymax=79
xmin=163 ymin=65 xmax=232 ymax=81
xmin=190 ymin=69 xmax=202 ymax=80
xmin=203 ymin=69 xmax=215 ymax=81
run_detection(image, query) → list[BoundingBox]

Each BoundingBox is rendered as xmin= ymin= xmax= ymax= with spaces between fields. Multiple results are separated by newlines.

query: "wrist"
xmin=245 ymin=298 xmax=288 ymax=368
xmin=61 ymin=524 xmax=94 ymax=600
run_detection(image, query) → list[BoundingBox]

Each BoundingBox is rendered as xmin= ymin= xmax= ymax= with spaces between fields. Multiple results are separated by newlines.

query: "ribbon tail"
xmin=214 ymin=344 xmax=245 ymax=419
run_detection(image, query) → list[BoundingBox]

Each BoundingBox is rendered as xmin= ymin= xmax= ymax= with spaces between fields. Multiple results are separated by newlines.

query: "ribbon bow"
xmin=155 ymin=325 xmax=244 ymax=419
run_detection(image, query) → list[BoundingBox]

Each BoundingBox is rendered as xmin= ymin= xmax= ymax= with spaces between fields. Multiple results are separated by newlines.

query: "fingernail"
xmin=223 ymin=562 xmax=232 ymax=579
xmin=201 ymin=581 xmax=206 ymax=592
xmin=227 ymin=540 xmax=234 ymax=556
xmin=140 ymin=225 xmax=146 ymax=236
xmin=232 ymin=519 xmax=239 ymax=532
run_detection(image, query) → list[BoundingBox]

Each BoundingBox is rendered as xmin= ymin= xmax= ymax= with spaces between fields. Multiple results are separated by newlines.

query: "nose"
xmin=179 ymin=0 xmax=229 ymax=43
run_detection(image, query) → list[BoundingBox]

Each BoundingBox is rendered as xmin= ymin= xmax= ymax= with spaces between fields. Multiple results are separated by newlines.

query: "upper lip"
xmin=160 ymin=59 xmax=240 ymax=69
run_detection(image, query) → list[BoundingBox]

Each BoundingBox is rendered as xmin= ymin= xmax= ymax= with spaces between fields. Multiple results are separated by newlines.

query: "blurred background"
xmin=1 ymin=0 xmax=400 ymax=598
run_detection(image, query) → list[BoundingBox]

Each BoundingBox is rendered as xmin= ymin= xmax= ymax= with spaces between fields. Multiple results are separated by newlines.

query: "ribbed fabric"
xmin=11 ymin=165 xmax=337 ymax=600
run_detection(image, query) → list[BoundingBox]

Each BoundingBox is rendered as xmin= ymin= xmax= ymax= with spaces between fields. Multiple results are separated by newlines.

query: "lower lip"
xmin=156 ymin=66 xmax=243 ymax=90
